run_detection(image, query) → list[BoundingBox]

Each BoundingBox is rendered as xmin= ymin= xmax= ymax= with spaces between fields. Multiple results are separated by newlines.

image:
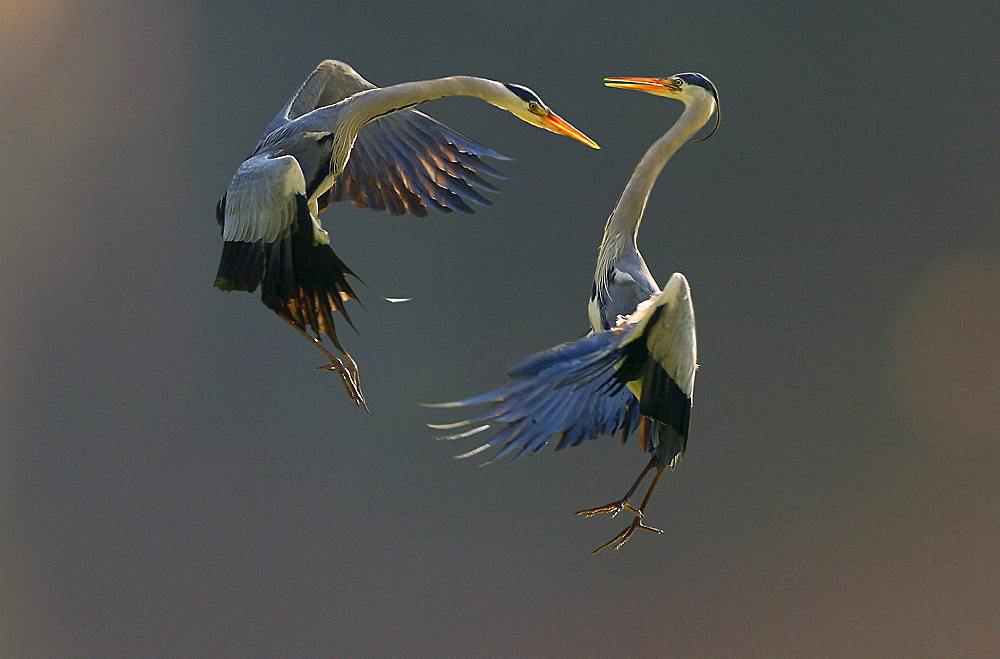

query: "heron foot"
xmin=589 ymin=515 xmax=663 ymax=555
xmin=574 ymin=500 xmax=641 ymax=519
xmin=315 ymin=358 xmax=368 ymax=412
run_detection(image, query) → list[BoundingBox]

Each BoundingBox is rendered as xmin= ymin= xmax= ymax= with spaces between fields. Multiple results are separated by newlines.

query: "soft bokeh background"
xmin=2 ymin=1 xmax=997 ymax=655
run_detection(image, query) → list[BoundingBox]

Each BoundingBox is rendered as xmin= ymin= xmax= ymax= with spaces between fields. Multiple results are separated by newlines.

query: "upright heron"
xmin=216 ymin=60 xmax=598 ymax=409
xmin=429 ymin=73 xmax=719 ymax=553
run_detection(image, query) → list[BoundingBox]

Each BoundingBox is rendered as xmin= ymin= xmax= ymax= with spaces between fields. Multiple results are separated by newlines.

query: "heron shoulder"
xmin=223 ymin=154 xmax=306 ymax=244
xmin=616 ymin=276 xmax=697 ymax=397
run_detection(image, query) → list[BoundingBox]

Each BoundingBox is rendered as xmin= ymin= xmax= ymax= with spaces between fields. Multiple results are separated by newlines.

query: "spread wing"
xmin=429 ymin=274 xmax=697 ymax=465
xmin=428 ymin=331 xmax=642 ymax=463
xmin=259 ymin=59 xmax=375 ymax=142
xmin=319 ymin=108 xmax=510 ymax=217
xmin=257 ymin=59 xmax=512 ymax=218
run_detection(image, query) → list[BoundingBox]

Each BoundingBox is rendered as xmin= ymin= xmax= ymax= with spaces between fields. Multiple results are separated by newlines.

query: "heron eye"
xmin=673 ymin=78 xmax=684 ymax=87
xmin=527 ymin=101 xmax=541 ymax=113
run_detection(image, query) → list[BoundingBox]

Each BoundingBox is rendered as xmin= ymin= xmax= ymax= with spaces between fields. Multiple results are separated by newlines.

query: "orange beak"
xmin=604 ymin=77 xmax=680 ymax=94
xmin=541 ymin=111 xmax=600 ymax=149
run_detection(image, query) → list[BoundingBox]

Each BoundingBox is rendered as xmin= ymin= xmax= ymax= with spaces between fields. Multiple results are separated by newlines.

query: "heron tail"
xmin=651 ymin=420 xmax=687 ymax=470
xmin=215 ymin=195 xmax=361 ymax=351
xmin=259 ymin=203 xmax=360 ymax=349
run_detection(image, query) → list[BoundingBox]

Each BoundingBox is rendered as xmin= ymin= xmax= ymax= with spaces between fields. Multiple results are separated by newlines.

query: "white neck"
xmin=594 ymin=96 xmax=716 ymax=290
xmin=326 ymin=77 xmax=511 ymax=178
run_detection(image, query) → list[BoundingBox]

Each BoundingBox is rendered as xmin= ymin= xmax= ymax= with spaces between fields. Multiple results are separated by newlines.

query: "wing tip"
xmin=426 ymin=420 xmax=470 ymax=430
xmin=453 ymin=442 xmax=494 ymax=460
xmin=435 ymin=424 xmax=492 ymax=441
xmin=420 ymin=401 xmax=464 ymax=409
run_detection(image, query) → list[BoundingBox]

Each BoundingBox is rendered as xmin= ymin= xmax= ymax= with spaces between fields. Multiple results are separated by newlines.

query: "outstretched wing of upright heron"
xmin=430 ymin=335 xmax=643 ymax=463
xmin=429 ymin=72 xmax=718 ymax=553
xmin=431 ymin=275 xmax=694 ymax=464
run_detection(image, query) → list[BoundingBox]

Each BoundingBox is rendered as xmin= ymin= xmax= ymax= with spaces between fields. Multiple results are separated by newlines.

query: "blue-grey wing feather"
xmin=244 ymin=60 xmax=510 ymax=219
xmin=433 ymin=331 xmax=641 ymax=462
xmin=259 ymin=59 xmax=376 ymax=144
xmin=323 ymin=109 xmax=510 ymax=217
xmin=374 ymin=127 xmax=476 ymax=213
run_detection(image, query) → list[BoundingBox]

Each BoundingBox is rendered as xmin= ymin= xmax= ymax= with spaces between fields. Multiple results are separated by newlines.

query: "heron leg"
xmin=339 ymin=351 xmax=362 ymax=403
xmin=588 ymin=465 xmax=666 ymax=555
xmin=282 ymin=319 xmax=368 ymax=411
xmin=314 ymin=352 xmax=368 ymax=413
xmin=575 ymin=419 xmax=654 ymax=518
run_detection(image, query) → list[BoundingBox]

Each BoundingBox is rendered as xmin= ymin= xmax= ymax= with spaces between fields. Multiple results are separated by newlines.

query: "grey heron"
xmin=428 ymin=73 xmax=719 ymax=553
xmin=216 ymin=60 xmax=599 ymax=410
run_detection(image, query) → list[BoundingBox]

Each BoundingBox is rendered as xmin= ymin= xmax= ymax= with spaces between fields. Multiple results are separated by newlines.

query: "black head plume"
xmin=676 ymin=73 xmax=720 ymax=143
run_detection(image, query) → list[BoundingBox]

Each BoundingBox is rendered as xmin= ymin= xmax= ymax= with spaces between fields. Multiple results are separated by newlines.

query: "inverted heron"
xmin=428 ymin=73 xmax=719 ymax=553
xmin=216 ymin=60 xmax=599 ymax=409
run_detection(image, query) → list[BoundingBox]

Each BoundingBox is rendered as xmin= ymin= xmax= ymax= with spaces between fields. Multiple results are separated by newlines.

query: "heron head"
xmin=604 ymin=72 xmax=720 ymax=142
xmin=501 ymin=83 xmax=600 ymax=149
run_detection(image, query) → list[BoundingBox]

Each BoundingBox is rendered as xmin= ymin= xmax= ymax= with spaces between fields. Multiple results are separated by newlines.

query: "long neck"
xmin=328 ymin=77 xmax=507 ymax=174
xmin=594 ymin=98 xmax=715 ymax=286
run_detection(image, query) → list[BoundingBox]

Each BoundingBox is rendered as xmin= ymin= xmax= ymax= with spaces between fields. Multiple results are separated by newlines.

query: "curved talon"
xmin=590 ymin=516 xmax=664 ymax=555
xmin=579 ymin=457 xmax=668 ymax=554
xmin=575 ymin=500 xmax=634 ymax=519
xmin=315 ymin=358 xmax=368 ymax=412
xmin=280 ymin=318 xmax=367 ymax=410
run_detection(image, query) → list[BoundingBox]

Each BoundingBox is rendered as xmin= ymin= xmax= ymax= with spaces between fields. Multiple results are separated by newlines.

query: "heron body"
xmin=430 ymin=73 xmax=719 ymax=553
xmin=216 ymin=60 xmax=599 ymax=409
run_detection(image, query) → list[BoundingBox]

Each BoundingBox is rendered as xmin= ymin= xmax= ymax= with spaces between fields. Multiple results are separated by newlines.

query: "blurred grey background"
xmin=1 ymin=2 xmax=997 ymax=655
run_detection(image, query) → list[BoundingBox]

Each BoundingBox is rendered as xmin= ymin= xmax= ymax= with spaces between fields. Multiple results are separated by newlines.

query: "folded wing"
xmin=215 ymin=152 xmax=357 ymax=349
xmin=215 ymin=154 xmax=308 ymax=292
xmin=614 ymin=273 xmax=697 ymax=466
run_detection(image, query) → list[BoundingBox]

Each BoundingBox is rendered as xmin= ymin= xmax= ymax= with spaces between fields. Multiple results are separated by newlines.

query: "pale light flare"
xmin=0 ymin=1 xmax=67 ymax=85
xmin=887 ymin=247 xmax=1000 ymax=454
xmin=0 ymin=4 xmax=194 ymax=652
xmin=0 ymin=4 xmax=71 ymax=652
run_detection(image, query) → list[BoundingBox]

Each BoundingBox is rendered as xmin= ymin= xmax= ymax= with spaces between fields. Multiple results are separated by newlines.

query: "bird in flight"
xmin=429 ymin=73 xmax=719 ymax=553
xmin=216 ymin=60 xmax=599 ymax=409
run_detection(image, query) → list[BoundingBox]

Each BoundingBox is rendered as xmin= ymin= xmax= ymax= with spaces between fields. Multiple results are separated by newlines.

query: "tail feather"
xmin=260 ymin=228 xmax=359 ymax=352
xmin=652 ymin=420 xmax=687 ymax=469
xmin=216 ymin=194 xmax=359 ymax=352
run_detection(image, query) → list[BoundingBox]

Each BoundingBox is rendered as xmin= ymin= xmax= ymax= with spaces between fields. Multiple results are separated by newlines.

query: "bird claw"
xmin=578 ymin=457 xmax=667 ymax=554
xmin=315 ymin=360 xmax=368 ymax=413
xmin=589 ymin=516 xmax=664 ymax=555
xmin=574 ymin=500 xmax=639 ymax=519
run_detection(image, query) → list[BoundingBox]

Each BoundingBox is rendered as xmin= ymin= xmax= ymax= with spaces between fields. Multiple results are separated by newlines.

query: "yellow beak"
xmin=541 ymin=111 xmax=600 ymax=149
xmin=604 ymin=77 xmax=680 ymax=94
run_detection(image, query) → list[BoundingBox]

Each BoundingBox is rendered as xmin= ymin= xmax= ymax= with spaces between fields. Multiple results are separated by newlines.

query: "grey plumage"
xmin=215 ymin=60 xmax=599 ymax=409
xmin=429 ymin=73 xmax=719 ymax=553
